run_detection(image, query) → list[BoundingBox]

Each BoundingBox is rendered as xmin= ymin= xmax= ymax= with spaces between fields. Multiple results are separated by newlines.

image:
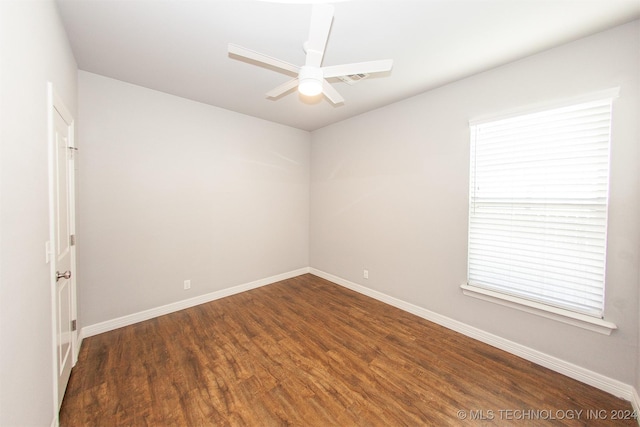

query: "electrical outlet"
xmin=184 ymin=280 xmax=191 ymax=290
xmin=363 ymin=269 xmax=369 ymax=279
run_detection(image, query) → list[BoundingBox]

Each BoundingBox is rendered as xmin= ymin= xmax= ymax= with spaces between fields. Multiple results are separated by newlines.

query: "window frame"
xmin=462 ymin=89 xmax=619 ymax=335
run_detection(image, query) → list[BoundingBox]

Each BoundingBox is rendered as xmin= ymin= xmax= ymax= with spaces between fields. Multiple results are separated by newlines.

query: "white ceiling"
xmin=56 ymin=0 xmax=639 ymax=131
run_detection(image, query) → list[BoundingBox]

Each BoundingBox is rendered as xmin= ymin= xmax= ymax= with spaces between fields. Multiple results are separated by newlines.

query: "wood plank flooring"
xmin=60 ymin=274 xmax=636 ymax=426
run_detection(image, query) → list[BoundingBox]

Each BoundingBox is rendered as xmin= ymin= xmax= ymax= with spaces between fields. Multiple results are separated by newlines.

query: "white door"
xmin=49 ymin=85 xmax=77 ymax=411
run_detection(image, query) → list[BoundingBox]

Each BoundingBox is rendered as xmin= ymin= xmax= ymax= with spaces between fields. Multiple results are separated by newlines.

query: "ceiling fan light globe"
xmin=298 ymin=78 xmax=323 ymax=96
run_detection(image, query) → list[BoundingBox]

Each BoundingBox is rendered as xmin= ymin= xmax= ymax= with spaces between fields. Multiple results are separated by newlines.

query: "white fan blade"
xmin=228 ymin=43 xmax=299 ymax=75
xmin=322 ymin=59 xmax=393 ymax=78
xmin=322 ymin=80 xmax=344 ymax=105
xmin=266 ymin=78 xmax=299 ymax=99
xmin=305 ymin=4 xmax=334 ymax=67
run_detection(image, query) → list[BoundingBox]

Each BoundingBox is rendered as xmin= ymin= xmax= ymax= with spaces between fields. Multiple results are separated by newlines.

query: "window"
xmin=464 ymin=94 xmax=617 ymax=329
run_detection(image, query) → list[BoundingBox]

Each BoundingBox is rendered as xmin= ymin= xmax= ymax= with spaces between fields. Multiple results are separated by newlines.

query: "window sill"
xmin=460 ymin=284 xmax=617 ymax=335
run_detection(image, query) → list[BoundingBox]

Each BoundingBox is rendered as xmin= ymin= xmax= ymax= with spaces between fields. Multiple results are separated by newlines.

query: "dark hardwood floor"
xmin=60 ymin=274 xmax=635 ymax=426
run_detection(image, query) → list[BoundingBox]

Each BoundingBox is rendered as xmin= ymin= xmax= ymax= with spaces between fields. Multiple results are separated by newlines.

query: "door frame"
xmin=47 ymin=82 xmax=78 ymax=418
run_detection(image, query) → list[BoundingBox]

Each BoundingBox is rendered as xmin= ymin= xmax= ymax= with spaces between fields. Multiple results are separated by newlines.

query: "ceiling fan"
xmin=228 ymin=4 xmax=393 ymax=105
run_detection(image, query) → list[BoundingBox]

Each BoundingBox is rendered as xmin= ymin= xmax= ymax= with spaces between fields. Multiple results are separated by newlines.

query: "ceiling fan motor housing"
xmin=298 ymin=66 xmax=324 ymax=96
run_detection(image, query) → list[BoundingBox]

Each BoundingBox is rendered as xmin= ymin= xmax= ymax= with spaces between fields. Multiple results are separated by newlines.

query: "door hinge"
xmin=71 ymin=319 xmax=77 ymax=331
xmin=70 ymin=234 xmax=76 ymax=246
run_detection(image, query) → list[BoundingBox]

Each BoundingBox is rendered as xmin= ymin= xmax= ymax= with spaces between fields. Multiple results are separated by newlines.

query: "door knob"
xmin=56 ymin=270 xmax=71 ymax=281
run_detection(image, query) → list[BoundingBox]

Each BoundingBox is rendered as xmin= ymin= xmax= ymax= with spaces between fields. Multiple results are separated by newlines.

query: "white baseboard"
xmin=81 ymin=267 xmax=310 ymax=338
xmin=309 ymin=268 xmax=638 ymax=404
xmin=631 ymin=387 xmax=640 ymax=418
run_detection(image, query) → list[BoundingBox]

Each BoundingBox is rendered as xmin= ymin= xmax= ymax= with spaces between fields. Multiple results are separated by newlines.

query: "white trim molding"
xmin=81 ymin=268 xmax=310 ymax=338
xmin=461 ymin=284 xmax=617 ymax=335
xmin=468 ymin=86 xmax=620 ymax=126
xmin=309 ymin=268 xmax=636 ymax=404
xmin=631 ymin=387 xmax=640 ymax=424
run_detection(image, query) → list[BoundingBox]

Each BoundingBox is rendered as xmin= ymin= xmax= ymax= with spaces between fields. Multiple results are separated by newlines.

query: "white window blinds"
xmin=468 ymin=98 xmax=613 ymax=318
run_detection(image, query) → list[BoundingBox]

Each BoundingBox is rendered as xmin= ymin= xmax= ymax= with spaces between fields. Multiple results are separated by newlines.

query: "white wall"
xmin=0 ymin=1 xmax=78 ymax=425
xmin=77 ymin=71 xmax=310 ymax=327
xmin=310 ymin=21 xmax=639 ymax=385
